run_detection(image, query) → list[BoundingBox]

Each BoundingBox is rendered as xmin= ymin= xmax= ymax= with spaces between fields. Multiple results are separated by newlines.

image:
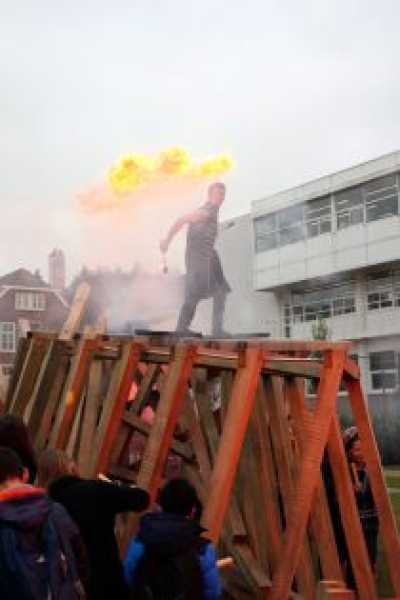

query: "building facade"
xmin=0 ymin=265 xmax=69 ymax=381
xmin=251 ymin=150 xmax=400 ymax=436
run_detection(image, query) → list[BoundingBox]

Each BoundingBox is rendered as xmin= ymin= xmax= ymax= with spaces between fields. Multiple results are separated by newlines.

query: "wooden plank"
xmin=4 ymin=337 xmax=30 ymax=410
xmin=265 ymin=358 xmax=321 ymax=379
xmin=27 ymin=340 xmax=65 ymax=436
xmin=136 ymin=343 xmax=196 ymax=499
xmin=92 ymin=342 xmax=141 ymax=476
xmin=252 ymin=380 xmax=285 ymax=574
xmin=236 ymin=403 xmax=271 ymax=574
xmin=9 ymin=335 xmax=51 ymax=416
xmin=201 ymin=347 xmax=264 ymax=543
xmin=35 ymin=355 xmax=69 ymax=451
xmin=286 ymin=377 xmax=343 ymax=583
xmin=343 ymin=357 xmax=360 ymax=381
xmin=346 ymin=377 xmax=400 ymax=596
xmin=266 ymin=375 xmax=317 ymax=599
xmin=50 ymin=338 xmax=98 ymax=449
xmin=268 ymin=349 xmax=346 ymax=600
xmin=58 ymin=282 xmax=90 ymax=340
xmin=180 ymin=392 xmax=211 ymax=481
xmin=326 ymin=414 xmax=377 ymax=599
xmin=192 ymin=368 xmax=247 ymax=541
xmin=78 ymin=360 xmax=103 ymax=476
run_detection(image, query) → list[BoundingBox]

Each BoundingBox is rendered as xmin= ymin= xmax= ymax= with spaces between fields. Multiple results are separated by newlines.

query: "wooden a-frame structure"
xmin=4 ymin=331 xmax=400 ymax=599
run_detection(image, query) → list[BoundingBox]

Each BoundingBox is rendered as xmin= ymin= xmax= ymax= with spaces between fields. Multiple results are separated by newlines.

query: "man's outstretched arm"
xmin=160 ymin=208 xmax=208 ymax=253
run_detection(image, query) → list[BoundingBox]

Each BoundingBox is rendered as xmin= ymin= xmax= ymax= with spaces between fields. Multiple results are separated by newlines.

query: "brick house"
xmin=0 ymin=267 xmax=69 ymax=378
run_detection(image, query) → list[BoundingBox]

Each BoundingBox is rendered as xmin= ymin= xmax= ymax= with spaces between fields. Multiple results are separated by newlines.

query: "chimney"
xmin=48 ymin=249 xmax=66 ymax=290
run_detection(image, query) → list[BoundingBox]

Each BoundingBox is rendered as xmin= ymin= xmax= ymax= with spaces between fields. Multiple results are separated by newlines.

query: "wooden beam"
xmin=92 ymin=342 xmax=141 ymax=476
xmin=268 ymin=350 xmax=346 ymax=600
xmin=51 ymin=338 xmax=98 ymax=449
xmin=136 ymin=343 xmax=197 ymax=500
xmin=265 ymin=375 xmax=316 ymax=599
xmin=59 ymin=282 xmax=90 ymax=340
xmin=201 ymin=347 xmax=264 ymax=543
xmin=286 ymin=377 xmax=344 ymax=583
xmin=9 ymin=335 xmax=51 ymax=416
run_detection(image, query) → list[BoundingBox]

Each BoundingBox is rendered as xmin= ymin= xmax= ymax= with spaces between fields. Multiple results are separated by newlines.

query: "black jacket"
xmin=49 ymin=475 xmax=149 ymax=600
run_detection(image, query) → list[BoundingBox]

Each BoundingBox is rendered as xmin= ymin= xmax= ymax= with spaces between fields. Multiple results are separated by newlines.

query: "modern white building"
xmin=251 ymin=150 xmax=400 ymax=422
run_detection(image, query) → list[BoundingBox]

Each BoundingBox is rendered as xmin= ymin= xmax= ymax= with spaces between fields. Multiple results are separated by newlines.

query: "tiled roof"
xmin=0 ymin=269 xmax=48 ymax=288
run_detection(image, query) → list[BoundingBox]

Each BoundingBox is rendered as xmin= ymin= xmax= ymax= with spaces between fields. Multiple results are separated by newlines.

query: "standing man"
xmin=160 ymin=182 xmax=231 ymax=335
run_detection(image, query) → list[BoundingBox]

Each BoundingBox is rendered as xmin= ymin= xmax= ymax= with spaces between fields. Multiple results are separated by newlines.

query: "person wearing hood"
xmin=0 ymin=446 xmax=88 ymax=599
xmin=38 ymin=447 xmax=150 ymax=600
xmin=124 ymin=478 xmax=221 ymax=600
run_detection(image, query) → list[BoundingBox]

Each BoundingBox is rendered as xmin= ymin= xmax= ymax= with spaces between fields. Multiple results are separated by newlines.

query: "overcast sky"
xmin=1 ymin=1 xmax=400 ymax=282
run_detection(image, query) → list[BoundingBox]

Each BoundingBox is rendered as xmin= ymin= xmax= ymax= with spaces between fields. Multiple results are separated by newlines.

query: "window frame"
xmin=369 ymin=350 xmax=398 ymax=392
xmin=0 ymin=322 xmax=16 ymax=353
xmin=15 ymin=291 xmax=46 ymax=311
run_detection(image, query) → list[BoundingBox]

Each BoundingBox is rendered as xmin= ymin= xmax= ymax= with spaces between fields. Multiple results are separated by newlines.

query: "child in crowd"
xmin=38 ymin=448 xmax=150 ymax=600
xmin=124 ymin=478 xmax=221 ymax=600
xmin=323 ymin=426 xmax=379 ymax=589
xmin=0 ymin=446 xmax=88 ymax=599
xmin=343 ymin=426 xmax=379 ymax=570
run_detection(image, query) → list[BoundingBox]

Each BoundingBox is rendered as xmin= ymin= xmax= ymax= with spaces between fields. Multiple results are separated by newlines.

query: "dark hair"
xmin=208 ymin=182 xmax=225 ymax=195
xmin=0 ymin=446 xmax=24 ymax=483
xmin=159 ymin=478 xmax=201 ymax=516
xmin=0 ymin=415 xmax=37 ymax=483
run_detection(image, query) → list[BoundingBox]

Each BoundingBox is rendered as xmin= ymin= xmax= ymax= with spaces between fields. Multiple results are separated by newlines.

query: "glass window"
xmin=364 ymin=174 xmax=398 ymax=223
xmin=15 ymin=292 xmax=46 ymax=311
xmin=0 ymin=323 xmax=15 ymax=352
xmin=333 ymin=297 xmax=356 ymax=315
xmin=370 ymin=350 xmax=397 ymax=391
xmin=335 ymin=186 xmax=363 ymax=230
xmin=292 ymin=306 xmax=303 ymax=323
xmin=370 ymin=350 xmax=395 ymax=371
xmin=254 ymin=215 xmax=278 ymax=253
xmin=305 ymin=196 xmax=332 ymax=237
xmin=279 ymin=205 xmax=303 ymax=228
xmin=254 ymin=214 xmax=277 ymax=235
xmin=280 ymin=224 xmax=304 ymax=245
xmin=255 ymin=233 xmax=277 ymax=252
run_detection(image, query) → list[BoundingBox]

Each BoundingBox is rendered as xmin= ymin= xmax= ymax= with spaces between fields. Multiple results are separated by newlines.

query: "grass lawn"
xmin=376 ymin=472 xmax=400 ymax=597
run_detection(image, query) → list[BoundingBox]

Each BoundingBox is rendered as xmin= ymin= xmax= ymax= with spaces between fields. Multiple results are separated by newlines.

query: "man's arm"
xmin=160 ymin=208 xmax=209 ymax=253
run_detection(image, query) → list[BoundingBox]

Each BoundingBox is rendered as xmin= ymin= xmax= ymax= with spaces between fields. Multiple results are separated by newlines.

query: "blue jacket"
xmin=124 ymin=512 xmax=221 ymax=599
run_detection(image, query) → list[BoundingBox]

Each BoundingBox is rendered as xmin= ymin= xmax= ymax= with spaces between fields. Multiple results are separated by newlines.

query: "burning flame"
xmin=78 ymin=146 xmax=234 ymax=212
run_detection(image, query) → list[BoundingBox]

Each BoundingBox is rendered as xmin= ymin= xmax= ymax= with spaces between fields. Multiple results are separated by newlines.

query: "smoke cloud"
xmin=75 ymin=170 xmax=232 ymax=332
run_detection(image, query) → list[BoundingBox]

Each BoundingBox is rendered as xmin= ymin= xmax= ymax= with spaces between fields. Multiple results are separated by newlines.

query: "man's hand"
xmin=160 ymin=239 xmax=169 ymax=254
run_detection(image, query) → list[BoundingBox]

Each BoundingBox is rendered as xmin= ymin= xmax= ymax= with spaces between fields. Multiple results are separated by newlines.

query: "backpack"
xmin=133 ymin=540 xmax=205 ymax=600
xmin=0 ymin=504 xmax=85 ymax=600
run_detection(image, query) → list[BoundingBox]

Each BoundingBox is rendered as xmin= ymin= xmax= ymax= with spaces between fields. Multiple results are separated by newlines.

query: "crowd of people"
xmin=0 ymin=415 xmax=221 ymax=600
xmin=0 ymin=408 xmax=380 ymax=599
